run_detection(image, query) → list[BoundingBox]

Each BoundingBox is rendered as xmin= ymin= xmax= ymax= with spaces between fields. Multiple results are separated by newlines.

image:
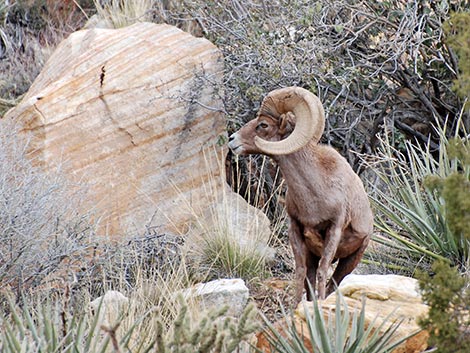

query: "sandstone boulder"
xmin=256 ymin=274 xmax=429 ymax=353
xmin=3 ymin=22 xmax=266 ymax=238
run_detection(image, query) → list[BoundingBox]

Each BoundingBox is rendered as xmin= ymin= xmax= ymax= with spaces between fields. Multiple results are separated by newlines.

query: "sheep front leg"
xmin=306 ymin=252 xmax=320 ymax=301
xmin=326 ymin=235 xmax=370 ymax=296
xmin=288 ymin=218 xmax=308 ymax=304
xmin=317 ymin=223 xmax=342 ymax=299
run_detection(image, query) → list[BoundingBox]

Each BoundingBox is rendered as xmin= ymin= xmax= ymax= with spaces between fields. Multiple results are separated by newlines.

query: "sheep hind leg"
xmin=305 ymin=253 xmax=320 ymax=301
xmin=326 ymin=236 xmax=370 ymax=297
xmin=289 ymin=218 xmax=308 ymax=304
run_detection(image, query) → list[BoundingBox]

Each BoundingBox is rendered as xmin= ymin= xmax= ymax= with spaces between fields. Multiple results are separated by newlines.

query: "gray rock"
xmin=182 ymin=278 xmax=249 ymax=317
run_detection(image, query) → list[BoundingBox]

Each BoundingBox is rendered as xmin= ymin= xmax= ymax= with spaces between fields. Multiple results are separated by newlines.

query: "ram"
xmin=228 ymin=87 xmax=373 ymax=302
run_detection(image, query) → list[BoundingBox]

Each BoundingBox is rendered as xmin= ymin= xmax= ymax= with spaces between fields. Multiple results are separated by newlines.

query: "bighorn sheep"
xmin=228 ymin=87 xmax=373 ymax=302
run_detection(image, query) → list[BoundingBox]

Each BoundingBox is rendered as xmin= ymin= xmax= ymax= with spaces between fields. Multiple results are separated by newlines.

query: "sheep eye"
xmin=257 ymin=122 xmax=269 ymax=130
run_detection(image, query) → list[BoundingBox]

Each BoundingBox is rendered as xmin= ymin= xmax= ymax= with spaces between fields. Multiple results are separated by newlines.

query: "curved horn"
xmin=254 ymin=87 xmax=325 ymax=155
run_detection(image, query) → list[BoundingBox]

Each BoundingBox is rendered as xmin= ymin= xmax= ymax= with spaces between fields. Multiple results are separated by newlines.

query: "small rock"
xmin=182 ymin=278 xmax=249 ymax=317
xmin=90 ymin=290 xmax=129 ymax=328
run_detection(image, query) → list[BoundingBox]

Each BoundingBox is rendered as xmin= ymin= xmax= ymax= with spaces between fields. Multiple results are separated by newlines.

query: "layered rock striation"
xmin=4 ymin=22 xmax=229 ymax=236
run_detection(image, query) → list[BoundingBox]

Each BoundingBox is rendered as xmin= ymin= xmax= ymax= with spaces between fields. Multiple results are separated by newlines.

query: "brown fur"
xmin=228 ymin=116 xmax=373 ymax=303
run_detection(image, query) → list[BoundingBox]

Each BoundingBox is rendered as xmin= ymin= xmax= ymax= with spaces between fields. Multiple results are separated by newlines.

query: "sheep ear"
xmin=279 ymin=112 xmax=295 ymax=136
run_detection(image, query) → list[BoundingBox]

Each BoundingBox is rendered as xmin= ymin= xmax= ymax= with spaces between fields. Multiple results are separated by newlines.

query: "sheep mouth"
xmin=228 ymin=141 xmax=242 ymax=151
xmin=229 ymin=144 xmax=244 ymax=154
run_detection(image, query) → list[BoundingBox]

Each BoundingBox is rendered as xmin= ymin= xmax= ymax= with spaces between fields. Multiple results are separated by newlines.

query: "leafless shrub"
xmin=157 ymin=0 xmax=469 ymax=219
xmin=168 ymin=0 xmax=466 ymax=150
xmin=74 ymin=229 xmax=185 ymax=296
xmin=0 ymin=0 xmax=92 ymax=114
xmin=0 ymin=119 xmax=96 ymax=297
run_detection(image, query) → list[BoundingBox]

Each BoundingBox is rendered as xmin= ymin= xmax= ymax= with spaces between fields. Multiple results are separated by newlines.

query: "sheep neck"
xmin=271 ymin=141 xmax=325 ymax=195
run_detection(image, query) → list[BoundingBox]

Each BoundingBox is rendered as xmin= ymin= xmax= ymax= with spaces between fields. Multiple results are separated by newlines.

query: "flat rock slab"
xmin=256 ymin=274 xmax=429 ymax=353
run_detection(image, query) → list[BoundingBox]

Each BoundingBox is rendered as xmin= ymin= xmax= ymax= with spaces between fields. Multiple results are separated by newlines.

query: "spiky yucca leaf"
xmin=0 ymin=292 xmax=259 ymax=353
xmin=0 ymin=297 xmax=110 ymax=353
xmin=264 ymin=291 xmax=415 ymax=353
xmin=369 ymin=121 xmax=470 ymax=272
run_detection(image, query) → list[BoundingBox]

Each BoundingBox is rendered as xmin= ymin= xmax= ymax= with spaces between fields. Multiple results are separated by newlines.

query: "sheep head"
xmin=229 ymin=87 xmax=325 ymax=155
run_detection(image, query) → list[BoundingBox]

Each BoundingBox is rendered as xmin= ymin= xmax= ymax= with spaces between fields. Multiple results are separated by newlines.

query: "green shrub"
xmin=415 ymin=139 xmax=470 ymax=353
xmin=425 ymin=139 xmax=470 ymax=244
xmin=445 ymin=12 xmax=470 ymax=101
xmin=418 ymin=261 xmax=470 ymax=353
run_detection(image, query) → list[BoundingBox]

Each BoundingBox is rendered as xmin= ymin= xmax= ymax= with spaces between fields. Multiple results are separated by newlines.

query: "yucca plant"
xmin=264 ymin=291 xmax=414 ymax=353
xmin=0 ymin=292 xmax=260 ymax=353
xmin=0 ymin=296 xmax=112 ymax=353
xmin=368 ymin=119 xmax=470 ymax=273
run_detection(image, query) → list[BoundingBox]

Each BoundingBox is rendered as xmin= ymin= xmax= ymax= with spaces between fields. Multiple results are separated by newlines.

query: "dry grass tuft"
xmin=91 ymin=0 xmax=155 ymax=28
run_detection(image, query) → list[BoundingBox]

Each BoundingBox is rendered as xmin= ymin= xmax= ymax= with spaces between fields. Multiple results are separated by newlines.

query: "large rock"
xmin=3 ymin=22 xmax=247 ymax=236
xmin=256 ymin=274 xmax=429 ymax=353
